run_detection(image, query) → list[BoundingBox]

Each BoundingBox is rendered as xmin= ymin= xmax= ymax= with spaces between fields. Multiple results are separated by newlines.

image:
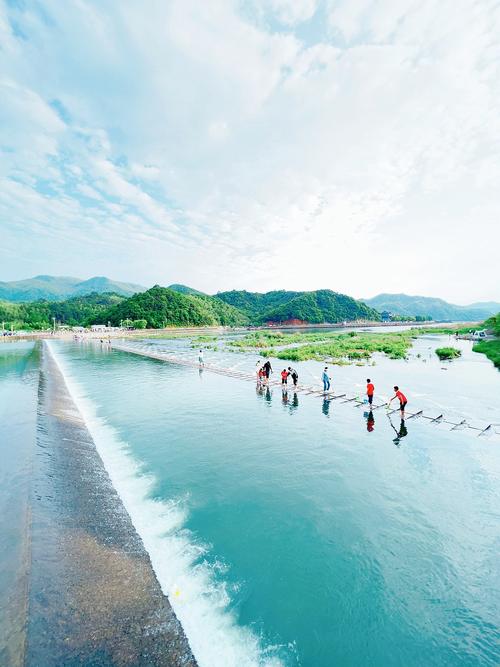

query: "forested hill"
xmin=167 ymin=284 xmax=207 ymax=296
xmin=216 ymin=289 xmax=380 ymax=324
xmin=363 ymin=293 xmax=500 ymax=321
xmin=0 ymin=293 xmax=126 ymax=329
xmin=96 ymin=286 xmax=249 ymax=327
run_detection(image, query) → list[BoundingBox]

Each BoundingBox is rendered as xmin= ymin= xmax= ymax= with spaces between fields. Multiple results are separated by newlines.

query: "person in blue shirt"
xmin=322 ymin=367 xmax=331 ymax=392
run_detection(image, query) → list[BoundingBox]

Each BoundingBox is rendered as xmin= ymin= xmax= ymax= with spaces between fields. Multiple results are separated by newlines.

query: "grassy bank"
xmin=473 ymin=340 xmax=500 ymax=369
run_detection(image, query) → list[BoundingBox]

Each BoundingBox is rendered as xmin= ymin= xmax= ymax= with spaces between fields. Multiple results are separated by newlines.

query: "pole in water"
xmin=430 ymin=414 xmax=443 ymax=423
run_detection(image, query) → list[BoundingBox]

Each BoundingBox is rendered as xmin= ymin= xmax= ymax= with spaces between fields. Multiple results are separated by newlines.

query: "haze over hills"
xmin=2 ymin=277 xmax=499 ymax=327
xmin=0 ymin=275 xmax=145 ymax=302
xmin=363 ymin=293 xmax=500 ymax=322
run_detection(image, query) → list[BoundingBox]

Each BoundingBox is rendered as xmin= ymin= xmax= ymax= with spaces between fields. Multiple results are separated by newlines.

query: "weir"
xmin=112 ymin=342 xmax=500 ymax=438
xmin=25 ymin=341 xmax=198 ymax=667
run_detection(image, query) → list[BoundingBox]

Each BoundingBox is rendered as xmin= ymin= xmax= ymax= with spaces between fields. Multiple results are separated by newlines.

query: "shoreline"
xmin=0 ymin=320 xmax=480 ymax=343
xmin=26 ymin=341 xmax=197 ymax=666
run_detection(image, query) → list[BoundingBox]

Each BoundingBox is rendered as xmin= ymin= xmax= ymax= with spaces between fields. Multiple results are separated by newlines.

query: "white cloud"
xmin=0 ymin=0 xmax=499 ymax=301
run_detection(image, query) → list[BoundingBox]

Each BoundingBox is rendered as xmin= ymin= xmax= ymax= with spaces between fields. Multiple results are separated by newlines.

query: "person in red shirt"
xmin=388 ymin=386 xmax=407 ymax=416
xmin=366 ymin=378 xmax=375 ymax=406
xmin=281 ymin=369 xmax=289 ymax=385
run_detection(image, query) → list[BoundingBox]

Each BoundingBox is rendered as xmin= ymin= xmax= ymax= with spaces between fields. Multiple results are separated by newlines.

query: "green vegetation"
xmin=94 ymin=286 xmax=248 ymax=328
xmin=230 ymin=330 xmax=416 ymax=363
xmin=217 ymin=289 xmax=380 ymax=324
xmin=472 ymin=313 xmax=500 ymax=369
xmin=415 ymin=325 xmax=480 ymax=335
xmin=435 ymin=347 xmax=462 ymax=360
xmin=484 ymin=313 xmax=500 ymax=337
xmin=0 ymin=293 xmax=126 ymax=330
xmin=167 ymin=284 xmax=207 ymax=296
xmin=121 ymin=318 xmax=147 ymax=329
xmin=473 ymin=340 xmax=500 ymax=369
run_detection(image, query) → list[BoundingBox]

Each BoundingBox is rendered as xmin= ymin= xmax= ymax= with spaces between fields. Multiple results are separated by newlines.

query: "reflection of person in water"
xmin=282 ymin=387 xmax=289 ymax=406
xmin=365 ymin=410 xmax=375 ymax=432
xmin=265 ymin=386 xmax=272 ymax=402
xmin=291 ymin=392 xmax=299 ymax=411
xmin=389 ymin=416 xmax=408 ymax=445
xmin=322 ymin=397 xmax=331 ymax=417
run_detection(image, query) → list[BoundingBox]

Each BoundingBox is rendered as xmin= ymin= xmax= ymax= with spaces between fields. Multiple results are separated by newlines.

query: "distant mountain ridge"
xmin=3 ymin=277 xmax=497 ymax=325
xmin=363 ymin=293 xmax=500 ymax=322
xmin=0 ymin=275 xmax=145 ymax=302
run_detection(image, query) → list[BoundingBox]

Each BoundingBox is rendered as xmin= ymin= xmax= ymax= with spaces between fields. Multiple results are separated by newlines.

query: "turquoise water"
xmin=51 ymin=339 xmax=500 ymax=667
xmin=0 ymin=342 xmax=38 ymax=666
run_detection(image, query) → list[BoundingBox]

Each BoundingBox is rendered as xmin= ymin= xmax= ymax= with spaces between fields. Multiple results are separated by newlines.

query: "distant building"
xmin=381 ymin=311 xmax=392 ymax=322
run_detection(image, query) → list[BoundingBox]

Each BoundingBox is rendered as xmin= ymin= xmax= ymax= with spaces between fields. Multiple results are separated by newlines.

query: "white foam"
xmin=47 ymin=342 xmax=285 ymax=667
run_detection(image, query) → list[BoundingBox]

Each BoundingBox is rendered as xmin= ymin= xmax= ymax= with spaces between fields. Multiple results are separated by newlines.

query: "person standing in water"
xmin=198 ymin=349 xmax=204 ymax=366
xmin=288 ymin=367 xmax=299 ymax=387
xmin=281 ymin=369 xmax=289 ymax=385
xmin=366 ymin=378 xmax=375 ymax=406
xmin=263 ymin=360 xmax=273 ymax=384
xmin=322 ymin=367 xmax=331 ymax=392
xmin=388 ymin=386 xmax=407 ymax=416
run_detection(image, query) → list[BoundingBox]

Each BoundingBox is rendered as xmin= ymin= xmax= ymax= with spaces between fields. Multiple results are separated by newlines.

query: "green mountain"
xmin=96 ymin=286 xmax=248 ymax=328
xmin=0 ymin=292 xmax=126 ymax=329
xmin=167 ymin=284 xmax=207 ymax=296
xmin=215 ymin=290 xmax=301 ymax=319
xmin=363 ymin=293 xmax=498 ymax=322
xmin=216 ymin=289 xmax=379 ymax=324
xmin=0 ymin=275 xmax=145 ymax=302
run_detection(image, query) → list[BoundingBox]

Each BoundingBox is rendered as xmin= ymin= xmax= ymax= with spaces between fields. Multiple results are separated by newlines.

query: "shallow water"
xmin=0 ymin=341 xmax=38 ymax=666
xmin=50 ymin=338 xmax=500 ymax=667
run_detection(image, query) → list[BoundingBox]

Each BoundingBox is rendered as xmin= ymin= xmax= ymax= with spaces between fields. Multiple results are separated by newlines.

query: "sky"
xmin=1 ymin=0 xmax=499 ymax=304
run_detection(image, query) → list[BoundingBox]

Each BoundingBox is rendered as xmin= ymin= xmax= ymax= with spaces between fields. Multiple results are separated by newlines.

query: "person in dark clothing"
xmin=263 ymin=360 xmax=273 ymax=383
xmin=288 ymin=367 xmax=299 ymax=387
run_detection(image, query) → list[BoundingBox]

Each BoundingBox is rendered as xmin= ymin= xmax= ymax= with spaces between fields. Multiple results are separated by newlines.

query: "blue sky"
xmin=1 ymin=0 xmax=499 ymax=303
